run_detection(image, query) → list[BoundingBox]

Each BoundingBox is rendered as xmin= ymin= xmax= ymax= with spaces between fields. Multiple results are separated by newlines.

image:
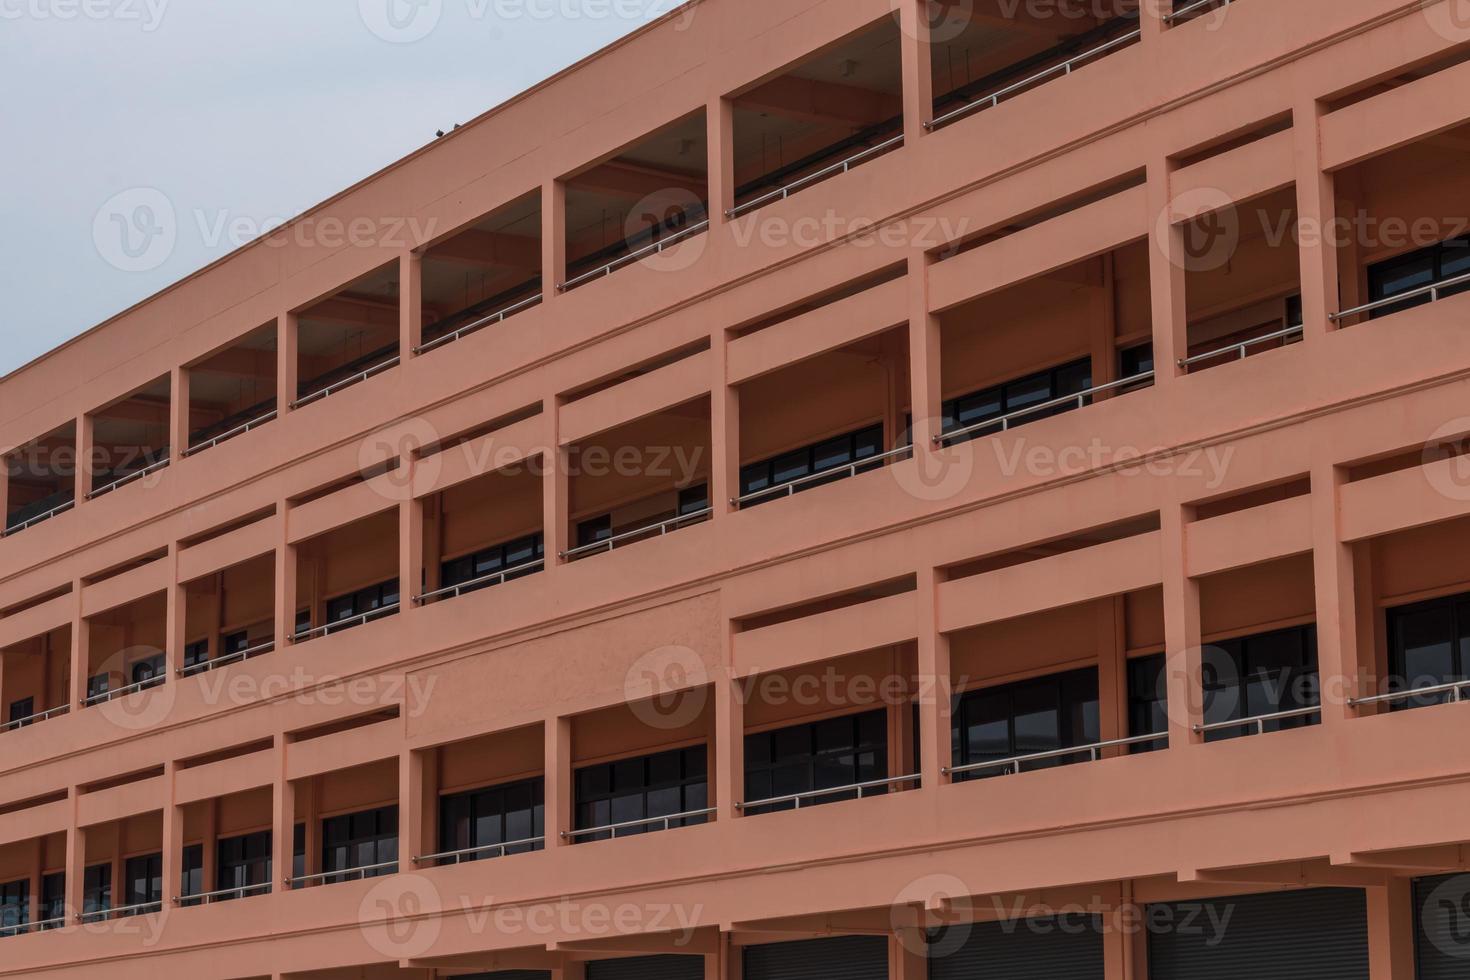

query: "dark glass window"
xmin=739 ymin=424 xmax=885 ymax=501
xmin=86 ymin=675 xmax=110 ymax=700
xmin=295 ymin=608 xmax=313 ymax=634
xmin=574 ymin=746 xmax=708 ymax=841
xmin=123 ymin=853 xmax=162 ymax=910
xmin=951 ymin=668 xmax=1099 ymax=780
xmin=942 ymin=358 xmax=1093 ymax=442
xmin=223 ymin=630 xmax=253 ymax=655
xmin=183 ymin=639 xmax=210 ymax=668
xmin=216 ymin=830 xmax=272 ymax=898
xmin=180 ymin=844 xmax=203 ymax=902
xmin=439 ymin=777 xmax=545 ymax=864
xmin=40 ymin=872 xmax=64 ymax=928
xmin=321 ymin=806 xmax=398 ymax=882
xmin=575 ymin=483 xmax=712 ymax=548
xmin=83 ymin=863 xmax=111 ymax=915
xmin=1200 ymin=625 xmax=1319 ymax=740
xmin=0 ymin=879 xmax=27 ymax=932
xmin=323 ymin=579 xmax=400 ymax=631
xmin=130 ymin=653 xmax=165 ymax=686
xmin=1126 ymin=653 xmax=1168 ymax=752
xmin=1387 ymin=592 xmax=1470 ymax=709
xmin=8 ymin=697 xmax=35 ymax=725
xmin=1367 ymin=237 xmax=1470 ymax=318
xmin=441 ymin=533 xmax=546 ymax=593
xmin=743 ymin=709 xmax=888 ymax=815
xmin=677 ymin=484 xmax=710 ymax=516
xmin=577 ymin=514 xmax=613 ymax=548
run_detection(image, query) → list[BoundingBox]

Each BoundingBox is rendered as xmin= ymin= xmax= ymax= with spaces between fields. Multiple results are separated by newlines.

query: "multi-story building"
xmin=3 ymin=0 xmax=1470 ymax=976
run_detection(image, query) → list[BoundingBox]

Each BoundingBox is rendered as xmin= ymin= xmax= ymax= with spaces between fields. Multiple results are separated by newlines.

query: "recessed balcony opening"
xmin=180 ymin=787 xmax=280 ymax=906
xmin=292 ymin=509 xmax=399 ymax=644
xmin=947 ymin=586 xmax=1167 ymax=780
xmin=286 ymin=760 xmax=399 ymax=890
xmin=1178 ymin=186 xmax=1304 ymax=373
xmin=927 ymin=0 xmax=1141 ymax=132
xmin=181 ymin=555 xmax=275 ymax=677
xmin=564 ymin=398 xmax=712 ymax=561
xmin=0 ymin=624 xmax=71 ymax=733
xmin=730 ymin=18 xmax=902 ymax=217
xmin=563 ymin=111 xmax=709 ymax=292
xmin=736 ymin=329 xmax=910 ymax=508
xmin=88 ymin=375 xmax=171 ymax=499
xmin=419 ymin=463 xmax=543 ymax=605
xmin=3 ymin=421 xmax=76 ymax=535
xmin=419 ymin=190 xmax=542 ymax=353
xmin=1165 ymin=0 xmax=1230 ymax=28
xmin=1330 ymin=123 xmax=1470 ymax=327
xmin=183 ymin=322 xmax=277 ymax=457
xmin=739 ymin=647 xmax=919 ymax=816
xmin=936 ymin=241 xmax=1153 ymax=447
xmin=77 ymin=812 xmax=165 ymax=923
xmin=0 ymin=834 xmax=65 ymax=936
xmin=421 ymin=724 xmax=545 ymax=868
xmin=569 ymin=696 xmax=713 ymax=844
xmin=84 ymin=593 xmax=167 ymax=709
xmin=294 ymin=262 xmax=400 ymax=407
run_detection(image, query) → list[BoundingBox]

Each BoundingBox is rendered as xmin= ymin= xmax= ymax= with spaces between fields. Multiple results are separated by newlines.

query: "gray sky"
xmin=0 ymin=0 xmax=684 ymax=379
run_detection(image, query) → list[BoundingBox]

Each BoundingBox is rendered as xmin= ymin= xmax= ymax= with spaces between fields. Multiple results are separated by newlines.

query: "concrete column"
xmin=1145 ymin=156 xmax=1189 ymax=385
xmin=898 ymin=0 xmax=934 ymax=144
xmin=1096 ymin=597 xmax=1127 ymax=749
xmin=69 ymin=580 xmax=88 ymax=709
xmin=301 ymin=777 xmax=322 ymax=877
xmin=26 ymin=838 xmax=42 ymax=927
xmin=0 ymin=448 xmax=11 ymax=530
xmin=1091 ymin=253 xmax=1119 ymax=398
xmin=706 ymin=98 xmax=735 ymax=231
xmin=1311 ymin=456 xmax=1360 ymax=724
xmin=399 ymin=748 xmax=433 ymax=868
xmin=276 ymin=312 xmax=299 ymax=415
xmin=714 ymin=662 xmax=744 ymax=821
xmin=907 ymin=250 xmax=943 ymax=452
xmin=887 ymin=647 xmax=916 ymax=779
xmin=1367 ymin=879 xmax=1416 ymax=980
xmin=169 ymin=364 xmax=190 ymax=459
xmin=1140 ymin=0 xmax=1169 ymax=46
xmin=160 ymin=761 xmax=182 ymax=907
xmin=75 ymin=413 xmax=93 ymax=502
xmin=542 ymin=395 xmax=569 ymax=567
xmin=64 ymin=787 xmax=85 ymax=920
xmin=399 ymin=477 xmax=424 ymax=609
xmin=273 ymin=502 xmax=296 ymax=649
xmin=1160 ymin=498 xmax=1204 ymax=746
xmin=271 ymin=736 xmax=294 ymax=891
xmin=543 ymin=180 xmax=567 ymax=294
xmin=165 ymin=542 xmax=185 ymax=679
xmin=400 ymin=248 xmax=424 ymax=358
xmin=201 ymin=799 xmax=218 ymax=893
xmin=916 ymin=568 xmax=953 ymax=787
xmin=709 ymin=327 xmax=739 ymax=515
xmin=544 ymin=716 xmax=572 ymax=847
xmin=1295 ymin=99 xmax=1341 ymax=338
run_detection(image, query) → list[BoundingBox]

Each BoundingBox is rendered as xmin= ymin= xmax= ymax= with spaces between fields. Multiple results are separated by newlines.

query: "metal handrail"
xmin=1164 ymin=0 xmax=1232 ymax=23
xmin=2 ymin=499 xmax=75 ymax=536
xmin=291 ymin=603 xmax=401 ymax=643
xmin=82 ymin=674 xmax=165 ymax=708
xmin=927 ymin=30 xmax=1141 ymax=131
xmin=175 ymin=881 xmax=272 ymax=905
xmin=414 ymin=293 xmax=544 ymax=354
xmin=560 ymin=219 xmax=711 ymax=292
xmin=77 ymin=900 xmax=164 ymax=923
xmin=0 ymin=704 xmax=71 ymax=732
xmin=728 ymin=135 xmax=904 ymax=219
xmin=935 ymin=372 xmax=1153 ymax=447
xmin=943 ymin=732 xmax=1169 ymax=776
xmin=183 ymin=409 xmax=278 ymax=456
xmin=561 ymin=508 xmax=713 ymax=560
xmin=1192 ymin=704 xmax=1322 ymax=736
xmin=733 ymin=445 xmax=914 ymax=507
xmin=290 ymin=355 xmax=401 ymax=409
xmin=177 ymin=640 xmax=275 ymax=677
xmin=414 ymin=558 xmax=545 ymax=604
xmin=87 ymin=457 xmax=170 ymax=500
xmin=414 ymin=835 xmax=546 ymax=865
xmin=287 ymin=861 xmax=398 ymax=888
xmin=737 ymin=773 xmax=920 ymax=811
xmin=1350 ymin=679 xmax=1470 ymax=707
xmin=562 ymin=807 xmax=717 ymax=841
xmin=1177 ymin=323 xmax=1303 ymax=368
xmin=1330 ymin=270 xmax=1470 ymax=322
xmin=0 ymin=915 xmax=66 ymax=936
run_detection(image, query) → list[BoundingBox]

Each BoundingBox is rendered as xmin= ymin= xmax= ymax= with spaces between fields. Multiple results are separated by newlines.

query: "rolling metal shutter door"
xmin=587 ymin=955 xmax=705 ymax=980
xmin=1415 ymin=874 xmax=1470 ymax=979
xmin=926 ymin=915 xmax=1105 ymax=980
xmin=1147 ymin=888 xmax=1369 ymax=980
xmin=743 ymin=935 xmax=889 ymax=980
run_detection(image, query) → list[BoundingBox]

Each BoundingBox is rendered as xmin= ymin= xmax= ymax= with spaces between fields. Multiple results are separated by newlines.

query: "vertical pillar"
xmin=107 ymin=823 xmax=123 ymax=915
xmin=1140 ymin=0 xmax=1169 ymax=46
xmin=160 ymin=761 xmax=182 ymax=908
xmin=543 ymin=180 xmax=567 ymax=294
xmin=64 ymin=787 xmax=85 ymax=920
xmin=710 ymin=328 xmax=739 ymax=515
xmin=1294 ymin=99 xmax=1341 ymax=338
xmin=1103 ymin=883 xmax=1138 ymax=980
xmin=75 ymin=413 xmax=93 ymax=502
xmin=274 ymin=502 xmax=296 ymax=649
xmin=169 ymin=364 xmax=190 ymax=460
xmin=276 ymin=312 xmax=299 ymax=415
xmin=0 ymin=448 xmax=10 ymax=531
xmin=1146 ymin=155 xmax=1189 ymax=384
xmin=542 ymin=396 xmax=569 ymax=567
xmin=916 ymin=568 xmax=953 ymax=787
xmin=1312 ymin=455 xmax=1359 ymax=723
xmin=1091 ymin=254 xmax=1119 ymax=398
xmin=301 ymin=777 xmax=322 ymax=877
xmin=69 ymin=579 xmax=87 ymax=709
xmin=706 ymin=98 xmax=735 ymax=232
xmin=399 ymin=748 xmax=435 ymax=868
xmin=1366 ymin=880 xmax=1415 ymax=980
xmin=165 ymin=542 xmax=185 ymax=679
xmin=26 ymin=838 xmax=42 ymax=927
xmin=544 ymin=716 xmax=572 ymax=847
xmin=400 ymin=249 xmax=424 ymax=359
xmin=271 ymin=735 xmax=294 ymax=892
xmin=907 ymin=250 xmax=943 ymax=452
xmin=887 ymin=648 xmax=916 ymax=779
xmin=713 ymin=659 xmax=744 ymax=821
xmin=898 ymin=0 xmax=934 ymax=144
xmin=1160 ymin=498 xmax=1203 ymax=745
xmin=1096 ymin=597 xmax=1127 ymax=749
xmin=399 ymin=471 xmax=424 ymax=609
xmin=201 ymin=800 xmax=218 ymax=895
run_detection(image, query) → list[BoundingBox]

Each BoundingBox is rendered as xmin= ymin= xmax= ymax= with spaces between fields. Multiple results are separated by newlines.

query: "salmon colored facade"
xmin=5 ymin=0 xmax=1470 ymax=977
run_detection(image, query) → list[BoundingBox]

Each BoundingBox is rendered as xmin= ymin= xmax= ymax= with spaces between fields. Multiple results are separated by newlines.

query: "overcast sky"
xmin=0 ymin=0 xmax=685 ymax=380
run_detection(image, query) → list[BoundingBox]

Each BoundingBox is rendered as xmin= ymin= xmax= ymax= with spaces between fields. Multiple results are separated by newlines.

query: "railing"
xmin=733 ymin=445 xmax=913 ymax=508
xmin=561 ymin=508 xmax=713 ymax=561
xmin=561 ymin=807 xmax=716 ymax=842
xmin=183 ymin=409 xmax=278 ymax=456
xmin=287 ymin=861 xmax=398 ymax=889
xmin=0 ymin=704 xmax=71 ymax=733
xmin=175 ymin=882 xmax=272 ymax=906
xmin=943 ymin=732 xmax=1169 ymax=777
xmin=927 ymin=30 xmax=1141 ymax=131
xmin=1177 ymin=323 xmax=1304 ymax=368
xmin=177 ymin=640 xmax=275 ymax=678
xmin=2 ymin=498 xmax=75 ymax=537
xmin=77 ymin=900 xmax=164 ymax=923
xmin=414 ymin=835 xmax=546 ymax=866
xmin=736 ymin=773 xmax=920 ymax=812
xmin=935 ymin=372 xmax=1153 ymax=447
xmin=1164 ymin=0 xmax=1233 ymax=24
xmin=561 ymin=219 xmax=711 ymax=292
xmin=414 ymin=558 xmax=546 ymax=604
xmin=728 ymin=135 xmax=904 ymax=219
xmin=1350 ymin=679 xmax=1470 ymax=708
xmin=87 ymin=457 xmax=170 ymax=500
xmin=291 ymin=603 xmax=401 ymax=643
xmin=415 ymin=293 xmax=544 ymax=354
xmin=0 ymin=915 xmax=66 ymax=937
xmin=1192 ymin=704 xmax=1322 ymax=737
xmin=1330 ymin=270 xmax=1470 ymax=323
xmin=291 ymin=355 xmax=401 ymax=409
xmin=82 ymin=674 xmax=165 ymax=708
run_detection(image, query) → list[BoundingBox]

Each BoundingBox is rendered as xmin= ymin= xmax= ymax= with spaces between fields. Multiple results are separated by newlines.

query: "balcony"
xmin=86 ymin=375 xmax=172 ymax=500
xmin=82 ymin=591 xmax=167 ymax=712
xmin=0 ymin=620 xmax=70 ymax=734
xmin=3 ymin=421 xmax=76 ymax=537
xmin=415 ymin=458 xmax=544 ymax=606
xmin=289 ymin=508 xmax=399 ymax=644
xmin=284 ymin=761 xmax=399 ymax=891
xmin=412 ymin=725 xmax=545 ymax=869
xmin=181 ymin=321 xmax=278 ymax=458
xmin=179 ymin=553 xmax=275 ymax=677
xmin=293 ymin=262 xmax=401 ymax=408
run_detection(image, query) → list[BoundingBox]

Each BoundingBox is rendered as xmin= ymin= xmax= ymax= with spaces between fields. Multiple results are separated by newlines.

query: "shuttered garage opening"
xmin=743 ymin=935 xmax=889 ymax=980
xmin=587 ymin=955 xmax=705 ymax=980
xmin=1146 ymin=888 xmax=1368 ymax=980
xmin=1415 ymin=874 xmax=1470 ymax=980
xmin=927 ymin=914 xmax=1105 ymax=980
